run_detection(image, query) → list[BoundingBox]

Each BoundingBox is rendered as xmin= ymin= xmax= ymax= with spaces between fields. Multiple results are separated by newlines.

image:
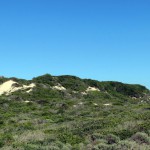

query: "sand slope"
xmin=0 ymin=80 xmax=35 ymax=95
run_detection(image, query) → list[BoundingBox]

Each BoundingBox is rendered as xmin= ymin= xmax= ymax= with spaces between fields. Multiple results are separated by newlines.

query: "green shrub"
xmin=32 ymin=74 xmax=56 ymax=86
xmin=114 ymin=129 xmax=135 ymax=140
xmin=112 ymin=140 xmax=134 ymax=150
xmin=57 ymin=75 xmax=87 ymax=92
xmin=105 ymin=134 xmax=120 ymax=144
xmin=0 ymin=139 xmax=4 ymax=148
xmin=58 ymin=128 xmax=83 ymax=145
xmin=131 ymin=132 xmax=150 ymax=145
xmin=94 ymin=143 xmax=112 ymax=150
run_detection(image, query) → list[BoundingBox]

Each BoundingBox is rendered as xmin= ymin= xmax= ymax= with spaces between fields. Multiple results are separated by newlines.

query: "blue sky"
xmin=0 ymin=0 xmax=150 ymax=88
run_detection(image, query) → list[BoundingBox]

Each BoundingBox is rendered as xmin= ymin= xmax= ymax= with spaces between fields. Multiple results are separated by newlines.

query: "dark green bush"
xmin=33 ymin=74 xmax=56 ymax=86
xmin=57 ymin=75 xmax=87 ymax=92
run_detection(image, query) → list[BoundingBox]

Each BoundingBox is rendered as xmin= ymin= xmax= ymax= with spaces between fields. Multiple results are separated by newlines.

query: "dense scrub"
xmin=0 ymin=74 xmax=149 ymax=149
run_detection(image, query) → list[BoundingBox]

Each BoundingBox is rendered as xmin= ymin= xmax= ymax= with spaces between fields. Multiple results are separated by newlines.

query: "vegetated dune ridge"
xmin=0 ymin=74 xmax=149 ymax=149
xmin=0 ymin=74 xmax=149 ymax=98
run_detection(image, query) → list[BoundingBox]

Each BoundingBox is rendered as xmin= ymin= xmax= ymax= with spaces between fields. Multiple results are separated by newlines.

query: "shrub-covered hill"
xmin=0 ymin=74 xmax=150 ymax=149
xmin=0 ymin=74 xmax=149 ymax=100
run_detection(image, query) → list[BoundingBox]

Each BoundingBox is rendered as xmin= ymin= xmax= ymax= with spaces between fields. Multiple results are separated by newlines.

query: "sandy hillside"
xmin=0 ymin=80 xmax=35 ymax=95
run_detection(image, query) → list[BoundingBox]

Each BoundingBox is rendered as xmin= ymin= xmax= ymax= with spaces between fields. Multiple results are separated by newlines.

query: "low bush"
xmin=131 ymin=132 xmax=150 ymax=145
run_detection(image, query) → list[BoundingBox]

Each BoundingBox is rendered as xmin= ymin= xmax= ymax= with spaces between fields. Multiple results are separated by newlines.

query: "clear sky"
xmin=0 ymin=0 xmax=150 ymax=88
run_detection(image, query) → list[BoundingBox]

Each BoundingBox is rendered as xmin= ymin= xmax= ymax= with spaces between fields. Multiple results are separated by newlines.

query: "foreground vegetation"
xmin=0 ymin=74 xmax=150 ymax=149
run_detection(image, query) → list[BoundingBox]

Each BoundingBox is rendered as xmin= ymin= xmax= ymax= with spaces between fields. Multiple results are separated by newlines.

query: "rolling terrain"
xmin=0 ymin=74 xmax=150 ymax=150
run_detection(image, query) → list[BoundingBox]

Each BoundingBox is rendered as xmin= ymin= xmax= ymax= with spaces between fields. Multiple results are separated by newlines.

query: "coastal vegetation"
xmin=0 ymin=74 xmax=149 ymax=149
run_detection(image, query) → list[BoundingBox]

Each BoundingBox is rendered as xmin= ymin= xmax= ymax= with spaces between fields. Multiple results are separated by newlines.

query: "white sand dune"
xmin=86 ymin=86 xmax=100 ymax=92
xmin=81 ymin=92 xmax=87 ymax=95
xmin=0 ymin=80 xmax=36 ymax=95
xmin=103 ymin=103 xmax=112 ymax=106
xmin=93 ymin=103 xmax=98 ymax=106
xmin=52 ymin=84 xmax=66 ymax=91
